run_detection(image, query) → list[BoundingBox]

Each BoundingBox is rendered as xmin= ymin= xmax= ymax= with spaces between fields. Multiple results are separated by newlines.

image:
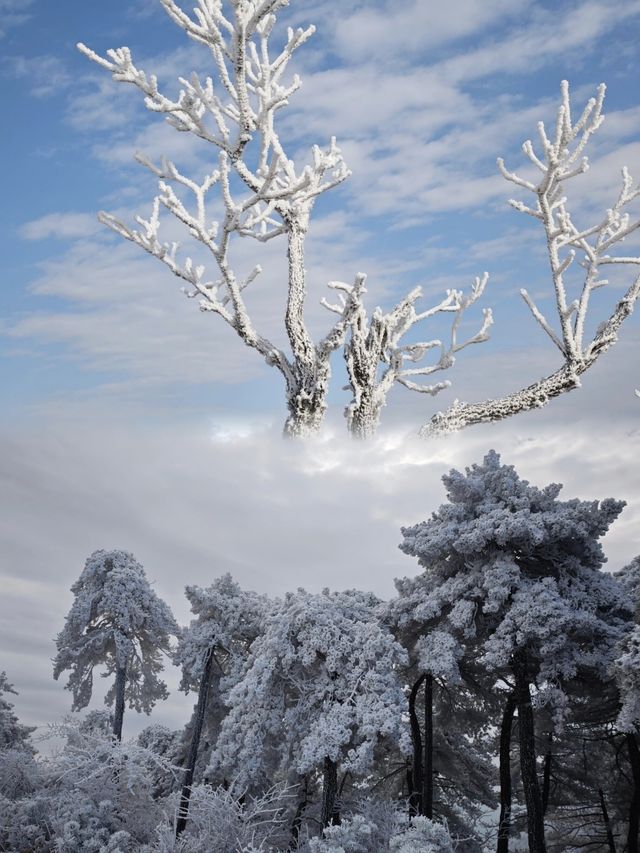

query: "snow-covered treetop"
xmin=395 ymin=452 xmax=629 ymax=719
xmin=53 ymin=549 xmax=179 ymax=713
xmin=79 ymin=0 xmax=349 ymax=225
xmin=400 ymin=450 xmax=623 ymax=571
xmin=175 ymin=573 xmax=269 ymax=691
xmin=212 ymin=587 xmax=409 ymax=787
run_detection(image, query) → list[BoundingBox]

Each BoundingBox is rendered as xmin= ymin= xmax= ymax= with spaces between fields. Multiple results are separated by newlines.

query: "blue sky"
xmin=2 ymin=0 xmax=640 ymax=739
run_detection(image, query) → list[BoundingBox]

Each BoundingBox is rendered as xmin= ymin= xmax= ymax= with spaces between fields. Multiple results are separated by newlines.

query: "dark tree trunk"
xmin=541 ymin=732 xmax=553 ymax=816
xmin=290 ymin=775 xmax=309 ymax=850
xmin=408 ymin=674 xmax=426 ymax=816
xmin=598 ymin=788 xmax=617 ymax=853
xmin=627 ymin=733 xmax=640 ymax=853
xmin=176 ymin=648 xmax=215 ymax=837
xmin=512 ymin=651 xmax=546 ymax=853
xmin=497 ymin=691 xmax=516 ymax=853
xmin=113 ymin=662 xmax=127 ymax=741
xmin=423 ymin=674 xmax=434 ymax=819
xmin=321 ymin=757 xmax=339 ymax=828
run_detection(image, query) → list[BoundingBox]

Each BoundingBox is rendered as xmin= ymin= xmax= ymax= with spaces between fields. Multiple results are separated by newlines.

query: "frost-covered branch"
xmin=79 ymin=0 xmax=351 ymax=437
xmin=423 ymin=81 xmax=640 ymax=437
xmin=323 ymin=273 xmax=491 ymax=438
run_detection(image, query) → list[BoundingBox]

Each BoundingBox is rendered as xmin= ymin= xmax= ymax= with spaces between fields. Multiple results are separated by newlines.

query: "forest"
xmin=3 ymin=0 xmax=640 ymax=851
xmin=1 ymin=451 xmax=640 ymax=852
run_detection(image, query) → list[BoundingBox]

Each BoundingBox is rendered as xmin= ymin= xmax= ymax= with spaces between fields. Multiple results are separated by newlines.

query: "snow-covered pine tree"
xmin=613 ymin=556 xmax=640 ymax=852
xmin=0 ymin=672 xmax=35 ymax=752
xmin=53 ymin=549 xmax=179 ymax=740
xmin=77 ymin=0 xmax=491 ymax=438
xmin=386 ymin=597 xmax=497 ymax=845
xmin=211 ymin=588 xmax=409 ymax=837
xmin=173 ymin=574 xmax=269 ymax=835
xmin=398 ymin=451 xmax=629 ymax=853
xmin=425 ymin=82 xmax=640 ymax=437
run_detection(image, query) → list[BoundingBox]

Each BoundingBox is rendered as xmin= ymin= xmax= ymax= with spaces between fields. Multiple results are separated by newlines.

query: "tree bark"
xmin=282 ymin=221 xmax=329 ymax=438
xmin=283 ymin=378 xmax=329 ymax=438
xmin=408 ymin=674 xmax=426 ymax=816
xmin=176 ymin=648 xmax=215 ymax=837
xmin=346 ymin=392 xmax=383 ymax=440
xmin=541 ymin=732 xmax=553 ymax=816
xmin=627 ymin=733 xmax=640 ymax=853
xmin=112 ymin=662 xmax=127 ymax=741
xmin=289 ymin=775 xmax=309 ymax=850
xmin=321 ymin=757 xmax=339 ymax=828
xmin=598 ymin=788 xmax=617 ymax=853
xmin=423 ymin=674 xmax=434 ymax=819
xmin=497 ymin=691 xmax=516 ymax=853
xmin=512 ymin=651 xmax=546 ymax=853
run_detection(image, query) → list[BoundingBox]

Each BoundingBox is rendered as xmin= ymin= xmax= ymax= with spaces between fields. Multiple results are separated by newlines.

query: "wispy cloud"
xmin=0 ymin=0 xmax=34 ymax=38
xmin=20 ymin=212 xmax=102 ymax=241
xmin=2 ymin=53 xmax=70 ymax=97
xmin=333 ymin=0 xmax=529 ymax=62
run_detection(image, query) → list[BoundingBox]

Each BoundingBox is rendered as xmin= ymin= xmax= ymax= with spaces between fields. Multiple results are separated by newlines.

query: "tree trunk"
xmin=283 ymin=383 xmax=328 ymax=437
xmin=541 ymin=732 xmax=553 ymax=816
xmin=627 ymin=733 xmax=640 ymax=853
xmin=346 ymin=388 xmax=383 ymax=440
xmin=282 ymin=221 xmax=329 ymax=439
xmin=512 ymin=651 xmax=546 ymax=853
xmin=408 ymin=674 xmax=426 ymax=816
xmin=497 ymin=691 xmax=516 ymax=853
xmin=176 ymin=648 xmax=215 ymax=837
xmin=112 ymin=662 xmax=127 ymax=741
xmin=598 ymin=788 xmax=617 ymax=853
xmin=289 ymin=775 xmax=309 ymax=850
xmin=321 ymin=757 xmax=339 ymax=828
xmin=423 ymin=674 xmax=434 ymax=819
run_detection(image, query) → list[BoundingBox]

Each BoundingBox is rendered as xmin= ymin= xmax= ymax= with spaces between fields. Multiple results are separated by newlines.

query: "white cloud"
xmin=438 ymin=0 xmax=640 ymax=84
xmin=333 ymin=0 xmax=529 ymax=62
xmin=20 ymin=212 xmax=102 ymax=241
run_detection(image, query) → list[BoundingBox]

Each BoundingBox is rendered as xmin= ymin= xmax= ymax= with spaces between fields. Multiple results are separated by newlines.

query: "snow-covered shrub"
xmin=299 ymin=814 xmax=452 ymax=853
xmin=306 ymin=814 xmax=378 ymax=852
xmin=0 ymin=746 xmax=40 ymax=798
xmin=149 ymin=783 xmax=290 ymax=853
xmin=389 ymin=817 xmax=453 ymax=853
xmin=41 ymin=717 xmax=171 ymax=850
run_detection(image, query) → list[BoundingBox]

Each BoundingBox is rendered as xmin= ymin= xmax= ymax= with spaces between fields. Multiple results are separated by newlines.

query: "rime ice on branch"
xmin=78 ymin=0 xmax=356 ymax=438
xmin=424 ymin=81 xmax=640 ymax=437
xmin=77 ymin=0 xmax=493 ymax=438
xmin=322 ymin=273 xmax=492 ymax=438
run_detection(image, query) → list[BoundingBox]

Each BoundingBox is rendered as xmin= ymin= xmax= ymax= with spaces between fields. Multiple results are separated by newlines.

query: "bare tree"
xmin=79 ymin=0 xmax=355 ymax=438
xmin=78 ymin=0 xmax=495 ymax=439
xmin=423 ymin=81 xmax=640 ymax=436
